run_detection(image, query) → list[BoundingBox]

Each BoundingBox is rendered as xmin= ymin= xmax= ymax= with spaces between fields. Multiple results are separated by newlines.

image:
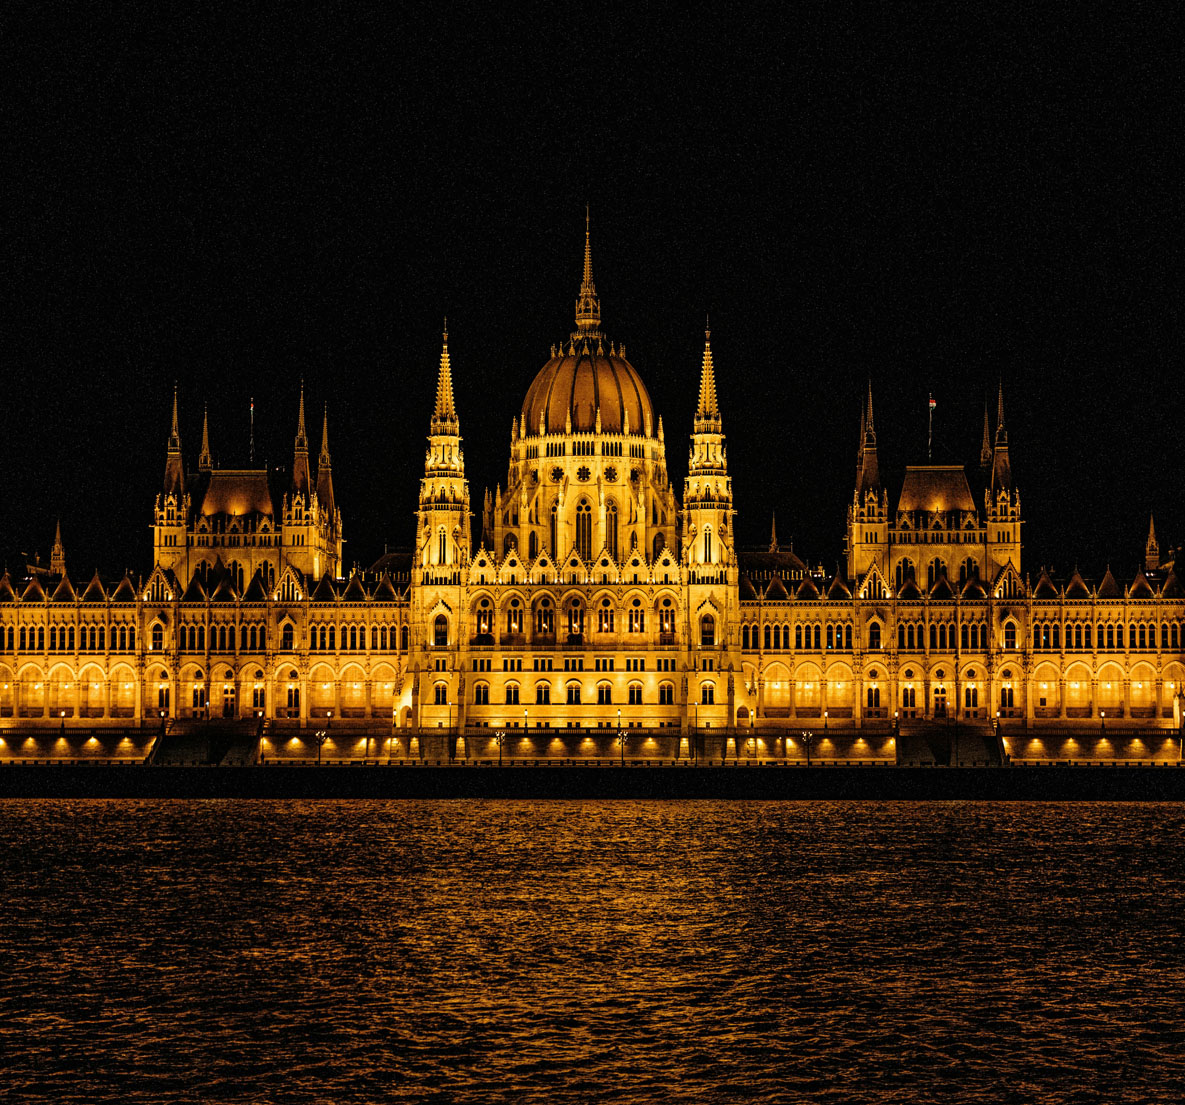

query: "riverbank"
xmin=2 ymin=763 xmax=1185 ymax=800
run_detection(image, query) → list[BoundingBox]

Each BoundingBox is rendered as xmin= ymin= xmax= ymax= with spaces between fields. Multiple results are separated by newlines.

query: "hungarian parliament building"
xmin=2 ymin=223 xmax=1183 ymax=761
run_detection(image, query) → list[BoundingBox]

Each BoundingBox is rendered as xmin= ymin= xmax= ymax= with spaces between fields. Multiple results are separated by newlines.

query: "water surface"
xmin=2 ymin=800 xmax=1183 ymax=1103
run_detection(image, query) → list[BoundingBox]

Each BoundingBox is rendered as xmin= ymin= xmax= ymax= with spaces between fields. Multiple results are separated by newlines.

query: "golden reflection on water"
xmin=1 ymin=800 xmax=1185 ymax=1103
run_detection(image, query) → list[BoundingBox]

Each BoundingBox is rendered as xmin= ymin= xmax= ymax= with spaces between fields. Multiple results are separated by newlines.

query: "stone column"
xmin=1090 ymin=678 xmax=1098 ymax=719
xmin=1058 ymin=678 xmax=1067 ymax=720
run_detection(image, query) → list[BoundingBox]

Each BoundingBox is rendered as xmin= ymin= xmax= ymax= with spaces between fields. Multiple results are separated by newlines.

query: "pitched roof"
xmin=765 ymin=575 xmax=789 ymax=600
xmin=929 ymin=575 xmax=955 ymax=600
xmin=181 ymin=574 xmax=208 ymax=602
xmin=739 ymin=576 xmax=757 ymax=601
xmin=342 ymin=574 xmax=368 ymax=602
xmin=1032 ymin=569 xmax=1058 ymax=599
xmin=312 ymin=574 xmax=338 ymax=602
xmin=50 ymin=574 xmax=76 ymax=602
xmin=795 ymin=577 xmax=819 ymax=600
xmin=1065 ymin=570 xmax=1090 ymax=599
xmin=371 ymin=575 xmax=398 ymax=601
xmin=897 ymin=577 xmax=922 ymax=600
xmin=21 ymin=576 xmax=46 ymax=602
xmin=1097 ymin=567 xmax=1121 ymax=598
xmin=242 ymin=570 xmax=269 ymax=602
xmin=209 ymin=573 xmax=238 ymax=603
xmin=110 ymin=575 xmax=137 ymax=602
xmin=199 ymin=469 xmax=275 ymax=517
xmin=0 ymin=573 xmax=16 ymax=602
xmin=81 ymin=572 xmax=108 ymax=603
xmin=1128 ymin=570 xmax=1154 ymax=599
xmin=1162 ymin=569 xmax=1184 ymax=599
xmin=897 ymin=466 xmax=977 ymax=513
xmin=960 ymin=576 xmax=987 ymax=599
xmin=826 ymin=574 xmax=852 ymax=600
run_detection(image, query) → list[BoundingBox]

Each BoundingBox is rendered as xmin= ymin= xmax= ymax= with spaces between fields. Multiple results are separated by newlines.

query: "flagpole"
xmin=928 ymin=393 xmax=935 ymax=461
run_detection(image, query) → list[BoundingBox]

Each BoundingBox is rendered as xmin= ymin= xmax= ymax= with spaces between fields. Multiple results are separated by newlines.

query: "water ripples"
xmin=3 ymin=800 xmax=1185 ymax=1102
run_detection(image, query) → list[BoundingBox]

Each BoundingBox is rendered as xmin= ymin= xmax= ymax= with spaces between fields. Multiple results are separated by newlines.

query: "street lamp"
xmin=495 ymin=730 xmax=505 ymax=766
xmin=1100 ymin=709 xmax=1106 ymax=735
xmin=618 ymin=726 xmax=627 ymax=766
xmin=803 ymin=729 xmax=813 ymax=767
xmin=824 ymin=709 xmax=828 ymax=732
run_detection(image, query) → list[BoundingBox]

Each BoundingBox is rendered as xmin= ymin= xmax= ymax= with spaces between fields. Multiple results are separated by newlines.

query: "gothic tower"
xmin=985 ymin=380 xmax=1022 ymax=577
xmin=845 ymin=380 xmax=889 ymax=580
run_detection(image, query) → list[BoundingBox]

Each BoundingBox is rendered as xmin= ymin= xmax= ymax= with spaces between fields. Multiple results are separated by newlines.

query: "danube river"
xmin=2 ymin=800 xmax=1184 ymax=1103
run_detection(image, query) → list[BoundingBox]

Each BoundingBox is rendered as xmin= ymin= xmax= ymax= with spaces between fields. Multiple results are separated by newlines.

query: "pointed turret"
xmin=291 ymin=381 xmax=312 ymax=496
xmin=991 ymin=379 xmax=1012 ymax=493
xmin=979 ymin=399 xmax=992 ymax=469
xmin=50 ymin=520 xmax=66 ymax=577
xmin=1146 ymin=514 xmax=1160 ymax=571
xmin=198 ymin=404 xmax=212 ymax=471
xmin=684 ymin=322 xmax=733 ymax=570
xmin=316 ymin=403 xmax=335 ymax=516
xmin=431 ymin=319 xmax=458 ymax=432
xmin=769 ymin=512 xmax=779 ymax=553
xmin=573 ymin=207 xmax=602 ymax=337
xmin=857 ymin=378 xmax=880 ymax=495
xmin=163 ymin=384 xmax=185 ymax=494
xmin=694 ymin=321 xmax=722 ymax=432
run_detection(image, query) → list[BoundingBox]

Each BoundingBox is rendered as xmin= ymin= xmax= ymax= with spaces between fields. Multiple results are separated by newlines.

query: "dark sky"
xmin=3 ymin=7 xmax=1181 ymax=582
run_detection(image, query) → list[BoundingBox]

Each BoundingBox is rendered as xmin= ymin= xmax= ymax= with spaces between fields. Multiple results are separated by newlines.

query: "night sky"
xmin=4 ymin=7 xmax=1180 ymax=583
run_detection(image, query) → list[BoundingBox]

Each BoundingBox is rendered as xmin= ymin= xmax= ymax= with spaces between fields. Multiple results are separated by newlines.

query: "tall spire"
xmin=769 ymin=511 xmax=779 ymax=553
xmin=318 ymin=403 xmax=331 ymax=467
xmin=979 ymin=399 xmax=992 ymax=468
xmin=574 ymin=207 xmax=601 ymax=335
xmin=1146 ymin=513 xmax=1160 ymax=571
xmin=291 ymin=380 xmax=311 ymax=496
xmin=990 ymin=379 xmax=1012 ymax=493
xmin=864 ymin=377 xmax=875 ymax=438
xmin=198 ymin=404 xmax=212 ymax=470
xmin=857 ymin=379 xmax=880 ymax=495
xmin=432 ymin=319 xmax=458 ymax=428
xmin=295 ymin=379 xmax=308 ymax=451
xmin=50 ymin=520 xmax=65 ymax=577
xmin=995 ymin=379 xmax=1007 ymax=445
xmin=163 ymin=385 xmax=185 ymax=494
xmin=694 ymin=320 xmax=720 ymax=428
xmin=169 ymin=382 xmax=181 ymax=451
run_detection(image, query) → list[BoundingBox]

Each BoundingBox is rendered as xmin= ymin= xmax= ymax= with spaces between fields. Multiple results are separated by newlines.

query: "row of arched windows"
xmin=310 ymin=624 xmax=406 ymax=652
xmin=8 ymin=624 xmax=137 ymax=652
xmin=899 ymin=622 xmax=987 ymax=651
xmin=740 ymin=622 xmax=863 ymax=652
xmin=1035 ymin=621 xmax=1184 ymax=652
xmin=177 ymin=623 xmax=268 ymax=652
xmin=466 ymin=679 xmax=687 ymax=707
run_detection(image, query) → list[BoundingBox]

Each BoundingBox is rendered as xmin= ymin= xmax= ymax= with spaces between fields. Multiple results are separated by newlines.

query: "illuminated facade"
xmin=1 ymin=221 xmax=1184 ymax=761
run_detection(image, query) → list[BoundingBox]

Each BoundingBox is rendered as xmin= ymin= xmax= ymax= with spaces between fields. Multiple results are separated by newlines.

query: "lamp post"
xmin=496 ymin=730 xmax=504 ymax=767
xmin=618 ymin=726 xmax=627 ymax=766
xmin=693 ymin=703 xmax=698 ymax=766
xmin=803 ymin=729 xmax=813 ymax=768
xmin=1100 ymin=709 xmax=1106 ymax=735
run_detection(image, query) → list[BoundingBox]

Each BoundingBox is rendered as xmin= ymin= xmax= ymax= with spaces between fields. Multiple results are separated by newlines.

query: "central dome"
xmin=522 ymin=342 xmax=655 ymax=435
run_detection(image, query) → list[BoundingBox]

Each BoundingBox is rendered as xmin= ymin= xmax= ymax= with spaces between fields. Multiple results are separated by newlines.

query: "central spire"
xmin=432 ymin=318 xmax=458 ymax=428
xmin=694 ymin=318 xmax=720 ymax=428
xmin=574 ymin=206 xmax=601 ymax=335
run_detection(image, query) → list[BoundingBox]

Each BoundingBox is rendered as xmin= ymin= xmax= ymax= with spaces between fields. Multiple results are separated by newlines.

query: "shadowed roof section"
xmin=199 ymin=470 xmax=275 ymax=517
xmin=897 ymin=466 xmax=976 ymax=513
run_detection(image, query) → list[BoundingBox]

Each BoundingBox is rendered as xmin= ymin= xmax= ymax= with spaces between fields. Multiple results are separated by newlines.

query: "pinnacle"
xmin=695 ymin=327 xmax=720 ymax=422
xmin=433 ymin=321 xmax=458 ymax=425
xmin=319 ymin=403 xmax=331 ymax=466
xmin=295 ymin=380 xmax=308 ymax=449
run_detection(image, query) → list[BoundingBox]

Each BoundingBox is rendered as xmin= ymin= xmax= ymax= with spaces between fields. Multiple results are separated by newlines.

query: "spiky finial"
xmin=769 ymin=511 xmax=779 ymax=553
xmin=695 ymin=322 xmax=720 ymax=425
xmin=318 ymin=403 xmax=331 ymax=467
xmin=198 ymin=404 xmax=212 ymax=470
xmin=433 ymin=318 xmax=457 ymax=425
xmin=50 ymin=519 xmax=65 ymax=576
xmin=168 ymin=382 xmax=181 ymax=451
xmin=574 ymin=207 xmax=601 ymax=333
xmin=995 ymin=379 xmax=1007 ymax=444
xmin=865 ymin=377 xmax=875 ymax=437
xmin=980 ymin=399 xmax=992 ymax=467
xmin=295 ymin=379 xmax=308 ymax=451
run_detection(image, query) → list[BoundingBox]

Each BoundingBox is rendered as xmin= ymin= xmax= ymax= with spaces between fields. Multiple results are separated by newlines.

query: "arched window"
xmin=597 ymin=682 xmax=612 ymax=705
xmin=701 ymin=682 xmax=715 ymax=705
xmin=529 ymin=530 xmax=538 ymax=561
xmin=868 ymin=622 xmax=881 ymax=650
xmin=844 ymin=625 xmax=853 ymax=650
xmin=566 ymin=681 xmax=581 ymax=705
xmin=813 ymin=625 xmax=821 ymax=650
xmin=98 ymin=625 xmax=105 ymax=651
xmin=400 ymin=625 xmax=409 ymax=651
xmin=434 ymin=683 xmax=448 ymax=705
xmin=653 ymin=533 xmax=665 ymax=561
xmin=703 ymin=527 xmax=713 ymax=564
xmin=773 ymin=625 xmax=781 ymax=650
xmin=960 ymin=624 xmax=969 ymax=650
xmin=19 ymin=626 xmax=26 ymax=650
xmin=506 ymin=683 xmax=520 ymax=705
xmin=1129 ymin=624 xmax=1137 ymax=650
xmin=700 ymin=613 xmax=716 ymax=648
xmin=281 ymin=624 xmax=294 ymax=651
xmin=434 ymin=615 xmax=448 ymax=647
xmin=438 ymin=529 xmax=447 ymax=565
xmin=328 ymin=626 xmax=336 ymax=651
xmin=474 ymin=683 xmax=489 ymax=705
xmin=606 ymin=501 xmax=618 ymax=561
xmin=826 ymin=625 xmax=834 ymax=650
xmin=906 ymin=625 xmax=915 ymax=650
xmin=659 ymin=682 xmax=674 ymax=705
xmin=151 ymin=623 xmax=164 ymax=652
xmin=929 ymin=624 xmax=938 ymax=650
xmin=549 ymin=502 xmax=558 ymax=557
xmin=895 ymin=559 xmax=915 ymax=590
xmin=38 ymin=626 xmax=45 ymax=651
xmin=1138 ymin=624 xmax=1147 ymax=650
xmin=535 ymin=682 xmax=550 ymax=705
xmin=898 ymin=624 xmax=905 ymax=649
xmin=576 ymin=500 xmax=592 ymax=561
xmin=1172 ymin=624 xmax=1179 ymax=649
xmin=792 ymin=625 xmax=800 ymax=650
xmin=1004 ymin=622 xmax=1017 ymax=650
xmin=742 ymin=625 xmax=750 ymax=650
xmin=927 ymin=559 xmax=946 ymax=588
xmin=371 ymin=626 xmax=379 ymax=650
xmin=1084 ymin=624 xmax=1092 ymax=649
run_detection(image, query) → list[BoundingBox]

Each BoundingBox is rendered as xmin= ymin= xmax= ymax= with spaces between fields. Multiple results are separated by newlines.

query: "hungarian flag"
xmin=929 ymin=394 xmax=936 ymax=410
